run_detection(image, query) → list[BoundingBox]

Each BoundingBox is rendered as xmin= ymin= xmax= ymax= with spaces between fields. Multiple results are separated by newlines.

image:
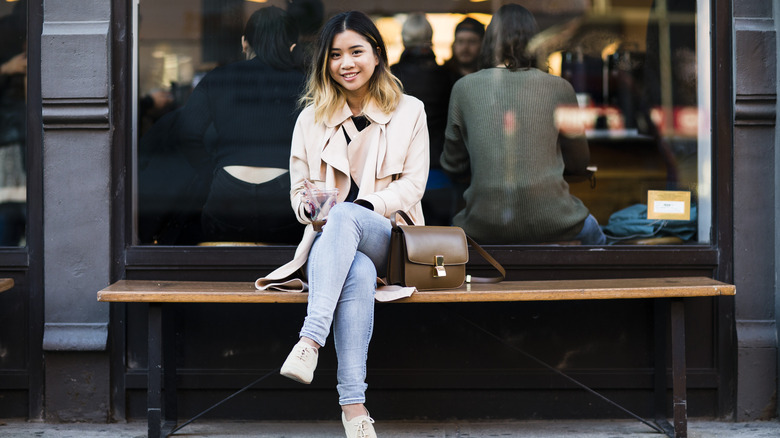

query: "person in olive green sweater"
xmin=441 ymin=3 xmax=605 ymax=245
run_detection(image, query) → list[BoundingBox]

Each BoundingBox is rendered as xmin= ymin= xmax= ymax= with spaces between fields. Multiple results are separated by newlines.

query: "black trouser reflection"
xmin=201 ymin=168 xmax=304 ymax=244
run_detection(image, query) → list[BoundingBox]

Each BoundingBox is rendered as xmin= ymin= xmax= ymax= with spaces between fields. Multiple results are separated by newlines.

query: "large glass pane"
xmin=135 ymin=0 xmax=710 ymax=246
xmin=0 ymin=0 xmax=27 ymax=247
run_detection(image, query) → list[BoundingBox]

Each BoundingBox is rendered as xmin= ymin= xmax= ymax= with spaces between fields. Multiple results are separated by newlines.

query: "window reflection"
xmin=0 ymin=0 xmax=27 ymax=247
xmin=135 ymin=0 xmax=708 ymax=246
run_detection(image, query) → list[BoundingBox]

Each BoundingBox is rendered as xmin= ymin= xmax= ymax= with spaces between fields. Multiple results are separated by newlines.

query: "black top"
xmin=178 ymin=57 xmax=306 ymax=170
xmin=343 ymin=116 xmax=370 ymax=203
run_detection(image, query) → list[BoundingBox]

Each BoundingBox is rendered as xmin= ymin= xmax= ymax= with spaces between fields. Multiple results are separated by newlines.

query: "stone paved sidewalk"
xmin=1 ymin=418 xmax=780 ymax=438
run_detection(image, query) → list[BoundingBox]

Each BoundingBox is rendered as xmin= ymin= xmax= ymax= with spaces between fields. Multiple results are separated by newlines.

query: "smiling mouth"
xmin=342 ymin=72 xmax=358 ymax=79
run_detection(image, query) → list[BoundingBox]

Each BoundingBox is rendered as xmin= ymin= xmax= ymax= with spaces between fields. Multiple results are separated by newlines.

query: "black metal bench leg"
xmin=148 ymin=303 xmax=163 ymax=438
xmin=148 ymin=303 xmax=177 ymax=437
xmin=654 ymin=299 xmax=674 ymax=437
xmin=163 ymin=304 xmax=178 ymax=433
xmin=671 ymin=298 xmax=688 ymax=438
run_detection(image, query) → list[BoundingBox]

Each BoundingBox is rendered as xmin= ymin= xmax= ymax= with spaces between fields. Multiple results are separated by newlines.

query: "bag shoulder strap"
xmin=390 ymin=211 xmax=505 ymax=284
xmin=464 ymin=234 xmax=506 ymax=284
xmin=390 ymin=210 xmax=414 ymax=229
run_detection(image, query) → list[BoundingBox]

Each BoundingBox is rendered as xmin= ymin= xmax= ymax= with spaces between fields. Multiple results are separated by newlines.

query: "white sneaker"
xmin=342 ymin=411 xmax=377 ymax=438
xmin=280 ymin=340 xmax=318 ymax=384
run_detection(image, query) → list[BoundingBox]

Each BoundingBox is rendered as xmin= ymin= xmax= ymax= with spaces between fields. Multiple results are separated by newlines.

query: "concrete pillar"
xmin=775 ymin=0 xmax=780 ymax=422
xmin=733 ymin=0 xmax=778 ymax=422
xmin=40 ymin=0 xmax=112 ymax=422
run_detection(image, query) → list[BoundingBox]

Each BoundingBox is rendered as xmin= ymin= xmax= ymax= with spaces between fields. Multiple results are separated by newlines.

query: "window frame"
xmin=0 ymin=0 xmax=46 ymax=420
xmin=121 ymin=0 xmax=733 ymax=284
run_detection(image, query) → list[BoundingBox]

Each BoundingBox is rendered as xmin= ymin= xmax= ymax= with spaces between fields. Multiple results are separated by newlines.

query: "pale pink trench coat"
xmin=255 ymin=95 xmax=429 ymax=300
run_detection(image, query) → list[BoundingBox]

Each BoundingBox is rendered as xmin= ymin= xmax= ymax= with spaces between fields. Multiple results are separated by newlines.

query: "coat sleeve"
xmin=361 ymin=100 xmax=429 ymax=218
xmin=289 ymin=112 xmax=313 ymax=225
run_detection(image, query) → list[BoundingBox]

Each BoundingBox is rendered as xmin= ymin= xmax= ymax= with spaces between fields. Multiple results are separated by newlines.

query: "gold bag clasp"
xmin=434 ymin=255 xmax=447 ymax=277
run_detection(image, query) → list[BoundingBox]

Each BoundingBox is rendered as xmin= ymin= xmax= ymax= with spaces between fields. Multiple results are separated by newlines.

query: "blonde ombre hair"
xmin=300 ymin=11 xmax=403 ymax=122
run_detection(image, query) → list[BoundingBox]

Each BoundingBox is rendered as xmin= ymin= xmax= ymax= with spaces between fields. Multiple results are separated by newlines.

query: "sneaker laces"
xmin=295 ymin=345 xmax=314 ymax=361
xmin=355 ymin=416 xmax=375 ymax=438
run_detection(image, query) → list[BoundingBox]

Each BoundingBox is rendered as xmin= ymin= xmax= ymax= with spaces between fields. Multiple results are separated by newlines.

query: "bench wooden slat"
xmin=97 ymin=277 xmax=734 ymax=304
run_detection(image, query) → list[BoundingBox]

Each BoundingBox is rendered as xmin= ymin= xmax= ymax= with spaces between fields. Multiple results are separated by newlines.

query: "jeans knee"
xmin=346 ymin=252 xmax=377 ymax=291
xmin=326 ymin=202 xmax=361 ymax=225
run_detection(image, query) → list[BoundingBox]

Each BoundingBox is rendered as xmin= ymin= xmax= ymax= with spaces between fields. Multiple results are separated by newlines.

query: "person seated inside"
xmin=441 ymin=4 xmax=606 ymax=245
xmin=177 ymin=6 xmax=306 ymax=244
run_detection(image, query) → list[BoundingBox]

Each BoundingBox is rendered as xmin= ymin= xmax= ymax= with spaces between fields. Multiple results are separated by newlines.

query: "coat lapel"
xmin=362 ymin=101 xmax=396 ymax=180
xmin=320 ymin=103 xmax=351 ymax=170
xmin=318 ymin=100 xmax=399 ymax=197
xmin=319 ymin=132 xmax=349 ymax=177
xmin=348 ymin=124 xmax=381 ymax=197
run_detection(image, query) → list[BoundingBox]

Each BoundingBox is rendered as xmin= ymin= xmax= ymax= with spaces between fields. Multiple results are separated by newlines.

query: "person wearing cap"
xmin=391 ymin=13 xmax=455 ymax=225
xmin=443 ymin=16 xmax=485 ymax=83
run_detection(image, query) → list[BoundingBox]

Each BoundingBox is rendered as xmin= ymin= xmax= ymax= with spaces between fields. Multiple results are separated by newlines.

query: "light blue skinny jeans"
xmin=299 ymin=202 xmax=392 ymax=406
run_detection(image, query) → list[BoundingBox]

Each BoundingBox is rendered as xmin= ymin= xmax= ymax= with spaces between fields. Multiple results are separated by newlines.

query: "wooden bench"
xmin=98 ymin=276 xmax=735 ymax=438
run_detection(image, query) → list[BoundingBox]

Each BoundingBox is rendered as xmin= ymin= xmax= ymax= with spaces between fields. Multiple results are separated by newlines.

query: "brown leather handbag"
xmin=387 ymin=210 xmax=506 ymax=291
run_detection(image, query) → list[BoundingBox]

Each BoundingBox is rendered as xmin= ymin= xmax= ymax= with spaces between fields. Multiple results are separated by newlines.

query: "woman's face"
xmin=328 ymin=29 xmax=379 ymax=102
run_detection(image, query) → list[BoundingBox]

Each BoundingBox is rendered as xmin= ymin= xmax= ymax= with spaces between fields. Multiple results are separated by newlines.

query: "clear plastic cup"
xmin=305 ymin=187 xmax=339 ymax=232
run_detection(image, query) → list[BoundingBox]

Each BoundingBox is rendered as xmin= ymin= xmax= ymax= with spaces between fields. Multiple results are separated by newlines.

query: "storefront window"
xmin=0 ymin=0 xmax=27 ymax=247
xmin=134 ymin=0 xmax=711 ymax=246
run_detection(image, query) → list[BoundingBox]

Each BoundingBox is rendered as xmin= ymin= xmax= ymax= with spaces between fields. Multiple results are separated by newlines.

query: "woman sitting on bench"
xmin=256 ymin=10 xmax=429 ymax=438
